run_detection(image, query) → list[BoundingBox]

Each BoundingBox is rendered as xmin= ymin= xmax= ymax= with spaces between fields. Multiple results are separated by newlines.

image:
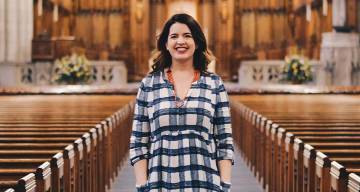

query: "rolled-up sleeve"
xmin=214 ymin=78 xmax=234 ymax=165
xmin=129 ymin=80 xmax=151 ymax=166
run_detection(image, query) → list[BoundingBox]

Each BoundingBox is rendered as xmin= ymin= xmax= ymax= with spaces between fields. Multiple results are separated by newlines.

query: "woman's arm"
xmin=129 ymin=79 xmax=151 ymax=186
xmin=214 ymin=77 xmax=234 ymax=183
xmin=134 ymin=159 xmax=148 ymax=185
xmin=218 ymin=159 xmax=232 ymax=183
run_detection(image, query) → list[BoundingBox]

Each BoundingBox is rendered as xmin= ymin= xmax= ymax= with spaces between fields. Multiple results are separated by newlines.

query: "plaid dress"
xmin=129 ymin=70 xmax=234 ymax=192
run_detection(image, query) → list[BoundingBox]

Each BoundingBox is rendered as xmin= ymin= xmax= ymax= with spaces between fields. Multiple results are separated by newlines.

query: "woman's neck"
xmin=170 ymin=60 xmax=194 ymax=72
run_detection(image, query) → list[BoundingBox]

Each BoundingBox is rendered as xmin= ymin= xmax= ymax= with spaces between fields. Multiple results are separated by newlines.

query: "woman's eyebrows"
xmin=169 ymin=32 xmax=192 ymax=36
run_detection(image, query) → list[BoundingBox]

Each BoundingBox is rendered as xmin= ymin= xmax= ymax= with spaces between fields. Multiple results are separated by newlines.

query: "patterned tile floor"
xmin=110 ymin=146 xmax=263 ymax=192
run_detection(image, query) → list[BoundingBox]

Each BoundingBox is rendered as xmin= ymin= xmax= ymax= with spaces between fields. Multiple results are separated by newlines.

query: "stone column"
xmin=18 ymin=0 xmax=33 ymax=63
xmin=5 ymin=0 xmax=19 ymax=62
xmin=24 ymin=0 xmax=33 ymax=62
xmin=4 ymin=0 xmax=33 ymax=63
xmin=319 ymin=0 xmax=360 ymax=86
xmin=0 ymin=0 xmax=5 ymax=62
xmin=0 ymin=0 xmax=33 ymax=87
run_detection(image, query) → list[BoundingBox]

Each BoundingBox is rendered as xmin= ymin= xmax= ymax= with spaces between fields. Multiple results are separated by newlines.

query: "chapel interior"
xmin=0 ymin=0 xmax=360 ymax=192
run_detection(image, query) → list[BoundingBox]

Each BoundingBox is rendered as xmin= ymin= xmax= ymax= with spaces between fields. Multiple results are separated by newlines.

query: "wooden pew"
xmin=0 ymin=128 xmax=97 ymax=192
xmin=276 ymin=128 xmax=360 ymax=192
xmin=230 ymin=95 xmax=360 ymax=192
xmin=266 ymin=124 xmax=360 ymax=192
xmin=0 ymin=126 xmax=100 ymax=192
xmin=278 ymin=126 xmax=360 ymax=192
xmin=0 ymin=131 xmax=90 ymax=191
xmin=0 ymin=95 xmax=134 ymax=192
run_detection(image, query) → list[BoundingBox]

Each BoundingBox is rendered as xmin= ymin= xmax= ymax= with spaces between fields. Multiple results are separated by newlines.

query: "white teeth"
xmin=176 ymin=47 xmax=187 ymax=51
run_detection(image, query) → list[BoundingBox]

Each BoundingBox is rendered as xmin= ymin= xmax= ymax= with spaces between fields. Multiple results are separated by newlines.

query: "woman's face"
xmin=166 ymin=22 xmax=196 ymax=64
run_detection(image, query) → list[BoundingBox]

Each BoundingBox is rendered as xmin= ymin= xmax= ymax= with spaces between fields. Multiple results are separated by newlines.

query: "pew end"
xmin=17 ymin=173 xmax=36 ymax=192
xmin=330 ymin=161 xmax=348 ymax=192
xmin=348 ymin=173 xmax=360 ymax=192
xmin=63 ymin=144 xmax=75 ymax=192
xmin=50 ymin=153 xmax=64 ymax=192
xmin=315 ymin=151 xmax=331 ymax=192
xmin=294 ymin=138 xmax=305 ymax=192
xmin=35 ymin=161 xmax=51 ymax=192
xmin=285 ymin=132 xmax=295 ymax=192
xmin=303 ymin=144 xmax=316 ymax=192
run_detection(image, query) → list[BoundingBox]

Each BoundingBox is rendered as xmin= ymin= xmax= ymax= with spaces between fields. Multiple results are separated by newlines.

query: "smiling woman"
xmin=129 ymin=13 xmax=234 ymax=192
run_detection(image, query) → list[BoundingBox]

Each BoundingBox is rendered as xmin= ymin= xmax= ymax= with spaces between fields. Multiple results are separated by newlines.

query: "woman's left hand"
xmin=220 ymin=180 xmax=231 ymax=192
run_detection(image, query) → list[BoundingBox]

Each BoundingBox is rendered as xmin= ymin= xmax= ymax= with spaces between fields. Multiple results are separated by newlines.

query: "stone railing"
xmin=238 ymin=60 xmax=322 ymax=87
xmin=0 ymin=60 xmax=127 ymax=87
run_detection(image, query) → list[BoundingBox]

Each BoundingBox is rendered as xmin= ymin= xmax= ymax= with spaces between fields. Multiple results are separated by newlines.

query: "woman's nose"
xmin=176 ymin=37 xmax=186 ymax=44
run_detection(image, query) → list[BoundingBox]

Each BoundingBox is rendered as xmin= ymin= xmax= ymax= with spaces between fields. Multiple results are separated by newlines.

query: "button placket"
xmin=178 ymin=108 xmax=185 ymax=134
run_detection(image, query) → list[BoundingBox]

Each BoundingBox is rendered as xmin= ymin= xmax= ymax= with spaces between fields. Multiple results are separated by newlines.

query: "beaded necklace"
xmin=166 ymin=68 xmax=200 ymax=107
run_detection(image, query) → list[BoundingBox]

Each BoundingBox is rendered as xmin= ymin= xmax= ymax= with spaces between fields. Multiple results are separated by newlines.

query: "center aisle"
xmin=110 ymin=146 xmax=263 ymax=192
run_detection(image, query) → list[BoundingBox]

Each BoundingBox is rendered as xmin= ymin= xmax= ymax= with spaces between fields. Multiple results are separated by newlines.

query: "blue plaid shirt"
xmin=130 ymin=70 xmax=234 ymax=191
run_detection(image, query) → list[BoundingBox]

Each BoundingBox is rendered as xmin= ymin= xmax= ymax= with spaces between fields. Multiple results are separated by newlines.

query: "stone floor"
xmin=110 ymin=146 xmax=263 ymax=192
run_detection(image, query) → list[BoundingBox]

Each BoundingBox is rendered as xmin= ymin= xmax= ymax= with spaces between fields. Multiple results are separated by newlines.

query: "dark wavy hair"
xmin=150 ymin=13 xmax=214 ymax=73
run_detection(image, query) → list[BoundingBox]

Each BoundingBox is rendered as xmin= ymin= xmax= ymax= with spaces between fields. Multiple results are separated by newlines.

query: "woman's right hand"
xmin=136 ymin=182 xmax=149 ymax=192
xmin=134 ymin=159 xmax=149 ymax=191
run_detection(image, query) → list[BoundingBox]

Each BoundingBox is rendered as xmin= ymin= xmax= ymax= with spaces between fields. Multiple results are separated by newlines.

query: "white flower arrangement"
xmin=282 ymin=55 xmax=313 ymax=84
xmin=53 ymin=53 xmax=92 ymax=84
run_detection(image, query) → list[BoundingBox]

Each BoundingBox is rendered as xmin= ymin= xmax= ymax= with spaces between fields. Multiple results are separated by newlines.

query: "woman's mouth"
xmin=175 ymin=47 xmax=188 ymax=52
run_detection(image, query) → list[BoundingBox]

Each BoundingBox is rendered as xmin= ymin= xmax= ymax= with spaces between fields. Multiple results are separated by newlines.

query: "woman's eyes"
xmin=169 ymin=34 xmax=193 ymax=39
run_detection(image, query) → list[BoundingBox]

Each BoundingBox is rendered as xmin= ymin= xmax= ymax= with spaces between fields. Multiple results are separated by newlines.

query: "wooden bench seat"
xmin=256 ymin=121 xmax=357 ymax=190
xmin=230 ymin=95 xmax=360 ymax=192
xmin=0 ymin=131 xmax=96 ymax=192
xmin=0 ymin=166 xmax=45 ymax=192
xmin=2 ymin=132 xmax=91 ymax=191
xmin=273 ymin=127 xmax=360 ymax=192
xmin=240 ymin=117 xmax=360 ymax=192
xmin=0 ymin=150 xmax=61 ymax=158
xmin=284 ymin=133 xmax=360 ymax=192
xmin=0 ymin=133 xmax=93 ymax=192
xmin=0 ymin=126 xmax=102 ymax=192
xmin=0 ymin=95 xmax=135 ymax=192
